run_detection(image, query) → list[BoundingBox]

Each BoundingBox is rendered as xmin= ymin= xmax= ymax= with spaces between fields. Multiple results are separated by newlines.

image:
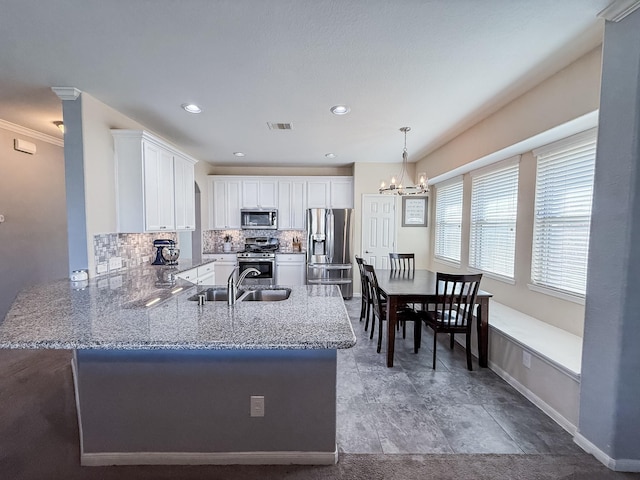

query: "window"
xmin=531 ymin=129 xmax=597 ymax=297
xmin=434 ymin=178 xmax=463 ymax=263
xmin=469 ymin=157 xmax=520 ymax=278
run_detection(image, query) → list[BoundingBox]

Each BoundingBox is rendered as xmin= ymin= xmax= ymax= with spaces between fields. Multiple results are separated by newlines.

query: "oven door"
xmin=238 ymin=258 xmax=276 ymax=285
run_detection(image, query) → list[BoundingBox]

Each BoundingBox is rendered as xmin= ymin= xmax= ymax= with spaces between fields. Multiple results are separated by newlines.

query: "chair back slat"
xmin=355 ymin=255 xmax=367 ymax=297
xmin=389 ymin=253 xmax=415 ymax=271
xmin=363 ymin=264 xmax=384 ymax=320
xmin=434 ymin=273 xmax=482 ymax=329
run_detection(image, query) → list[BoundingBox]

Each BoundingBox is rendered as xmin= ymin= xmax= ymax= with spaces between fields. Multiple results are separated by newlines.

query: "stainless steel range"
xmin=237 ymin=237 xmax=279 ymax=285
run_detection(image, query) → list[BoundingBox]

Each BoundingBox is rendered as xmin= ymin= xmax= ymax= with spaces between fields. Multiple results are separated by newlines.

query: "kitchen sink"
xmin=189 ymin=287 xmax=291 ymax=302
xmin=236 ymin=288 xmax=291 ymax=302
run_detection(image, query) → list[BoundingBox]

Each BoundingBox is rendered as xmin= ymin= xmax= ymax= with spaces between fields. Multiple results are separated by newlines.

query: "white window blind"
xmin=469 ymin=158 xmax=520 ymax=278
xmin=531 ymin=129 xmax=597 ymax=296
xmin=434 ymin=179 xmax=463 ymax=263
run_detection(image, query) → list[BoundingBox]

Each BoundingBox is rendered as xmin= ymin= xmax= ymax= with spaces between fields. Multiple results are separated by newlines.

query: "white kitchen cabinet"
xmin=209 ymin=175 xmax=353 ymax=228
xmin=278 ymin=179 xmax=306 ymax=230
xmin=112 ymin=130 xmax=197 ymax=233
xmin=211 ymin=179 xmax=242 ymax=229
xmin=242 ymin=179 xmax=278 ymax=208
xmin=276 ymin=253 xmax=306 ymax=286
xmin=176 ymin=261 xmax=217 ymax=285
xmin=174 ymin=154 xmax=196 ymax=231
xmin=196 ymin=262 xmax=215 ymax=285
xmin=306 ymin=180 xmax=330 ymax=209
xmin=306 ymin=177 xmax=353 ymax=209
xmin=207 ymin=254 xmax=238 ymax=284
xmin=142 ymin=141 xmax=175 ymax=231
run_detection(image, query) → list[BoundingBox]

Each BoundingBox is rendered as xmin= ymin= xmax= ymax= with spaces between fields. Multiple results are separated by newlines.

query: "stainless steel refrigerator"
xmin=306 ymin=208 xmax=353 ymax=299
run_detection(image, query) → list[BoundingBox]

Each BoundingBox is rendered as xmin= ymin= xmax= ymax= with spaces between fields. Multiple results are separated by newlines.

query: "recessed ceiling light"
xmin=181 ymin=103 xmax=202 ymax=114
xmin=233 ymin=152 xmax=245 ymax=157
xmin=325 ymin=153 xmax=336 ymax=158
xmin=330 ymin=105 xmax=350 ymax=115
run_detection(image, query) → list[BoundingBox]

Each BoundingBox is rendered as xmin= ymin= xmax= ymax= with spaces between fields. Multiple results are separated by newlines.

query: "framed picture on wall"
xmin=402 ymin=196 xmax=428 ymax=227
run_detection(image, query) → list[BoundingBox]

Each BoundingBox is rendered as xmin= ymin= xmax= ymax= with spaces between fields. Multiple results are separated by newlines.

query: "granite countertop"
xmin=0 ymin=263 xmax=355 ymax=351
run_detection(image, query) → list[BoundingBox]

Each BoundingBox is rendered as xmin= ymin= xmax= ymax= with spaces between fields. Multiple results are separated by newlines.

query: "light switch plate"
xmin=96 ymin=263 xmax=108 ymax=274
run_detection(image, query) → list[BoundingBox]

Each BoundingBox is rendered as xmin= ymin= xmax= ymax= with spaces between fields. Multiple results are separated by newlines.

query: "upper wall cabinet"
xmin=278 ymin=179 xmax=306 ymax=230
xmin=209 ymin=175 xmax=352 ymax=230
xmin=112 ymin=130 xmax=198 ymax=233
xmin=307 ymin=177 xmax=354 ymax=209
xmin=211 ymin=178 xmax=242 ymax=229
xmin=242 ymin=179 xmax=278 ymax=209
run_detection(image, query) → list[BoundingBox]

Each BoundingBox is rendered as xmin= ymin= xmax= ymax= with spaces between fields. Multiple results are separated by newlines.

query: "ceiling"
xmin=0 ymin=0 xmax=608 ymax=167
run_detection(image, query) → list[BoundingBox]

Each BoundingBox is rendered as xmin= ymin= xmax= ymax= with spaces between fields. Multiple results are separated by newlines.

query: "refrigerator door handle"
xmin=327 ymin=210 xmax=334 ymax=263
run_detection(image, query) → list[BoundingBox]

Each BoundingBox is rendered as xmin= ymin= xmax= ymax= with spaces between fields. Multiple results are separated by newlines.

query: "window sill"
xmin=468 ymin=268 xmax=516 ymax=285
xmin=527 ymin=284 xmax=585 ymax=305
xmin=433 ymin=257 xmax=461 ymax=269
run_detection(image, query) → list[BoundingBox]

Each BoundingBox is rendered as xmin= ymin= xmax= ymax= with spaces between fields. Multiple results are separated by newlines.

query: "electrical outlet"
xmin=522 ymin=351 xmax=532 ymax=369
xmin=108 ymin=256 xmax=123 ymax=271
xmin=96 ymin=262 xmax=108 ymax=274
xmin=250 ymin=396 xmax=265 ymax=417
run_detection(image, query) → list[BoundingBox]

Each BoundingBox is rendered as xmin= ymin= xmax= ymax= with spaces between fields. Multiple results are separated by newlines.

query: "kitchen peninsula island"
xmin=0 ymin=264 xmax=356 ymax=466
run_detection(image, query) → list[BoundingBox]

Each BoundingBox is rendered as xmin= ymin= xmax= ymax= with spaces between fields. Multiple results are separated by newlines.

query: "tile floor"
xmin=336 ymin=298 xmax=583 ymax=455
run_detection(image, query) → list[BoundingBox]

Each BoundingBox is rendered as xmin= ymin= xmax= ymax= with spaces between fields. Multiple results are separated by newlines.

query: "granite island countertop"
xmin=0 ymin=263 xmax=356 ymax=351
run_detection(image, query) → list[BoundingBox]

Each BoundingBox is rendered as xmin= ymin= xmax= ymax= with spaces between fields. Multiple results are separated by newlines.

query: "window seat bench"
xmin=488 ymin=300 xmax=582 ymax=380
xmin=484 ymin=300 xmax=583 ymax=433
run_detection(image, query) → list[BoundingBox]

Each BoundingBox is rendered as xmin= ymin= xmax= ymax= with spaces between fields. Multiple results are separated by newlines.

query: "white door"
xmin=361 ymin=194 xmax=396 ymax=269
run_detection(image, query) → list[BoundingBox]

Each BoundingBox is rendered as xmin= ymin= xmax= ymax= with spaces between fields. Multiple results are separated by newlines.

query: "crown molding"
xmin=51 ymin=86 xmax=82 ymax=101
xmin=598 ymin=0 xmax=640 ymax=21
xmin=0 ymin=119 xmax=64 ymax=147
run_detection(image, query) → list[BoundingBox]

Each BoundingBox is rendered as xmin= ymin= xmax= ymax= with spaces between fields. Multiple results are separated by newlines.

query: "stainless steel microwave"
xmin=240 ymin=209 xmax=278 ymax=230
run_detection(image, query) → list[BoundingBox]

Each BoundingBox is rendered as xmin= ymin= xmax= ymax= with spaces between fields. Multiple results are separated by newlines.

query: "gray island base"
xmin=74 ymin=348 xmax=338 ymax=466
xmin=0 ymin=264 xmax=356 ymax=466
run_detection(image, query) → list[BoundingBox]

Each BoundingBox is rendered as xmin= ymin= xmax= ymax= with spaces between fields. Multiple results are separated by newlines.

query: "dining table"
xmin=375 ymin=269 xmax=493 ymax=368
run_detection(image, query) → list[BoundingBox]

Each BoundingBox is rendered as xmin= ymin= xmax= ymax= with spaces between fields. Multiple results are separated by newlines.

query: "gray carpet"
xmin=1 ymin=349 xmax=639 ymax=480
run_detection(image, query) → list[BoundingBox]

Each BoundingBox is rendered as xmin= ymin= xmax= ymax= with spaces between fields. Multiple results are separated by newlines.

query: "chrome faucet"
xmin=227 ymin=266 xmax=261 ymax=305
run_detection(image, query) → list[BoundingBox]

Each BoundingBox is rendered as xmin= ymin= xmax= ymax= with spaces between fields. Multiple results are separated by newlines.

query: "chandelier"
xmin=379 ymin=127 xmax=428 ymax=195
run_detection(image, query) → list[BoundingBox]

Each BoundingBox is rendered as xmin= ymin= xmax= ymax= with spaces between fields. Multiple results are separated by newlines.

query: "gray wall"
xmin=61 ymin=96 xmax=88 ymax=274
xmin=579 ymin=10 xmax=640 ymax=467
xmin=0 ymin=127 xmax=68 ymax=320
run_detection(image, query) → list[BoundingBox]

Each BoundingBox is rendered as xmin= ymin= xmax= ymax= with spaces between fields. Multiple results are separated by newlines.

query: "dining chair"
xmin=389 ymin=253 xmax=415 ymax=271
xmin=418 ymin=272 xmax=482 ymax=370
xmin=389 ymin=253 xmax=417 ymax=336
xmin=363 ymin=264 xmax=421 ymax=354
xmin=355 ymin=255 xmax=369 ymax=325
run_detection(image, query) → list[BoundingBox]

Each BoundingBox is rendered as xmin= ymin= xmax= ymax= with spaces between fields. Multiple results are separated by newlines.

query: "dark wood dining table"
xmin=375 ymin=269 xmax=493 ymax=368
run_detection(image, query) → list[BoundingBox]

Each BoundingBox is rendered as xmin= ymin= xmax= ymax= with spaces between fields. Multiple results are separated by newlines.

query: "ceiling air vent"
xmin=267 ymin=122 xmax=293 ymax=130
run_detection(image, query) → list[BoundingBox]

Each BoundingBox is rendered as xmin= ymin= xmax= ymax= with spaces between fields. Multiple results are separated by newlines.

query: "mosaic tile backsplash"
xmin=93 ymin=232 xmax=178 ymax=276
xmin=202 ymin=230 xmax=307 ymax=253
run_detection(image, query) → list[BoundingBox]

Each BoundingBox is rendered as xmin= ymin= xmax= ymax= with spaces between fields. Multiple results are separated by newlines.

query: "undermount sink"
xmin=189 ymin=287 xmax=291 ymax=303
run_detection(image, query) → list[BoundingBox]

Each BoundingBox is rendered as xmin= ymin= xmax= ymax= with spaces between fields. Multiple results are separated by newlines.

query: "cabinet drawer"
xmin=276 ymin=254 xmax=305 ymax=264
xmin=197 ymin=263 xmax=215 ymax=277
xmin=177 ymin=267 xmax=198 ymax=282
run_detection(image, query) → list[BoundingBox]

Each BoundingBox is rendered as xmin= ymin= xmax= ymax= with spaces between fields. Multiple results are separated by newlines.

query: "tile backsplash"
xmin=93 ymin=232 xmax=178 ymax=276
xmin=202 ymin=230 xmax=306 ymax=253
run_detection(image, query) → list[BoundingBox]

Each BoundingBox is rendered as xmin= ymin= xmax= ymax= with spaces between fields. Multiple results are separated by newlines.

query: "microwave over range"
xmin=240 ymin=209 xmax=278 ymax=230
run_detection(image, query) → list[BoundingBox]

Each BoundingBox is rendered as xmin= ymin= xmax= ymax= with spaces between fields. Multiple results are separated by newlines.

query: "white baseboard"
xmin=574 ymin=433 xmax=640 ymax=472
xmin=488 ymin=360 xmax=577 ymax=436
xmin=81 ymin=449 xmax=339 ymax=466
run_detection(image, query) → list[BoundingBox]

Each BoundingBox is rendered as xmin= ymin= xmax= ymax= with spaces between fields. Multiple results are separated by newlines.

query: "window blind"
xmin=531 ymin=129 xmax=597 ymax=296
xmin=434 ymin=179 xmax=463 ymax=263
xmin=469 ymin=159 xmax=520 ymax=278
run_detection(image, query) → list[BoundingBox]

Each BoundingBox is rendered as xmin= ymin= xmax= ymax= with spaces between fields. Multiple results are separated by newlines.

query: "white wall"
xmin=80 ymin=94 xmax=146 ymax=275
xmin=415 ymin=46 xmax=603 ymax=336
